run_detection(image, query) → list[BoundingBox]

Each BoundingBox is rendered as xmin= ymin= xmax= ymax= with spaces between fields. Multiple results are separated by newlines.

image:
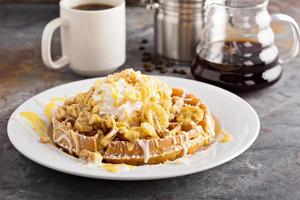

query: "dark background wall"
xmin=0 ymin=0 xmax=59 ymax=3
xmin=0 ymin=0 xmax=142 ymax=4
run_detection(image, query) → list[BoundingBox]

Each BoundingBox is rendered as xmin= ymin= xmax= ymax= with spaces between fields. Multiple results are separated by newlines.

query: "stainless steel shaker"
xmin=146 ymin=0 xmax=206 ymax=64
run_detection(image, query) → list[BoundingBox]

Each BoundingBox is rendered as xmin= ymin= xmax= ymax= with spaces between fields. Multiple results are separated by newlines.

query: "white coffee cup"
xmin=41 ymin=0 xmax=126 ymax=76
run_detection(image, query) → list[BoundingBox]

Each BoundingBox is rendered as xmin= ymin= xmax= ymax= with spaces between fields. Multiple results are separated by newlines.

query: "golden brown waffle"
xmin=52 ymin=87 xmax=216 ymax=165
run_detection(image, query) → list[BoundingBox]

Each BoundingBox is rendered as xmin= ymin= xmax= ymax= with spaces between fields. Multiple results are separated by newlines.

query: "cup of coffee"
xmin=41 ymin=0 xmax=126 ymax=76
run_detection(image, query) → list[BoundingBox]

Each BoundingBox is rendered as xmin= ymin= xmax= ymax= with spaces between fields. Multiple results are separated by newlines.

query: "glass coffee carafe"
xmin=191 ymin=0 xmax=300 ymax=91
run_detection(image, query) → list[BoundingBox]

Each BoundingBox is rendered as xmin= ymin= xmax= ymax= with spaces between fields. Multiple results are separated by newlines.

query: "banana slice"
xmin=176 ymin=105 xmax=204 ymax=124
xmin=141 ymin=103 xmax=169 ymax=131
xmin=140 ymin=122 xmax=159 ymax=138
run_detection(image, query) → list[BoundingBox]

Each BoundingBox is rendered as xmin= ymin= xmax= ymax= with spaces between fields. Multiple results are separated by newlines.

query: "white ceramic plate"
xmin=7 ymin=76 xmax=260 ymax=180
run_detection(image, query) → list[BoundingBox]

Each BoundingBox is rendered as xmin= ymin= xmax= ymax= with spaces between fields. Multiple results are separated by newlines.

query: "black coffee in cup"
xmin=72 ymin=3 xmax=113 ymax=11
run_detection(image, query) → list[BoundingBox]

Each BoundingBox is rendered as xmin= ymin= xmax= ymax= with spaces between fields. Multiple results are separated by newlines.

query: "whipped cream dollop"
xmin=93 ymin=79 xmax=142 ymax=119
xmin=91 ymin=69 xmax=173 ymax=122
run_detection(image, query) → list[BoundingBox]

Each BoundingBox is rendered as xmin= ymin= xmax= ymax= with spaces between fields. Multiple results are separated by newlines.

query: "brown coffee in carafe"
xmin=191 ymin=39 xmax=282 ymax=92
xmin=72 ymin=3 xmax=113 ymax=11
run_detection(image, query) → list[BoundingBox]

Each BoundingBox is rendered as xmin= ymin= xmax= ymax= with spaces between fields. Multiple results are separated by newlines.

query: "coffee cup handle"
xmin=41 ymin=18 xmax=69 ymax=69
xmin=271 ymin=14 xmax=300 ymax=64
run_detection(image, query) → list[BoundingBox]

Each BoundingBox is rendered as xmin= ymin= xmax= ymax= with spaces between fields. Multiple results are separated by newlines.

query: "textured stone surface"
xmin=0 ymin=2 xmax=300 ymax=200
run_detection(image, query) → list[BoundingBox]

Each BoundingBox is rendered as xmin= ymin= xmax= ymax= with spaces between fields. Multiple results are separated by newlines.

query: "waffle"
xmin=52 ymin=69 xmax=216 ymax=165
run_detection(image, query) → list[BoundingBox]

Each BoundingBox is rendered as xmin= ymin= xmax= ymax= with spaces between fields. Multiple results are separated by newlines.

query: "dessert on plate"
xmin=52 ymin=69 xmax=219 ymax=165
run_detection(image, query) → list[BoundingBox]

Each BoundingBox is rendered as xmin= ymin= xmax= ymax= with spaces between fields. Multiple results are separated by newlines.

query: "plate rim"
xmin=7 ymin=75 xmax=260 ymax=180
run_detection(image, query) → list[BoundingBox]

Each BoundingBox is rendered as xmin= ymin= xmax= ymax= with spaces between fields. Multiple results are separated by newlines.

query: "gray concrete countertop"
xmin=0 ymin=2 xmax=299 ymax=200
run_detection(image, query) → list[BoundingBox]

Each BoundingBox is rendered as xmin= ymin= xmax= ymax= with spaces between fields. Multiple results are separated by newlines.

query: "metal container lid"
xmin=146 ymin=0 xmax=205 ymax=11
xmin=158 ymin=0 xmax=204 ymax=2
xmin=156 ymin=0 xmax=205 ymax=7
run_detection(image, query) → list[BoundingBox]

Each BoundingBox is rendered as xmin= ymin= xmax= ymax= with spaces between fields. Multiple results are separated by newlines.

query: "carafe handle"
xmin=271 ymin=14 xmax=300 ymax=64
